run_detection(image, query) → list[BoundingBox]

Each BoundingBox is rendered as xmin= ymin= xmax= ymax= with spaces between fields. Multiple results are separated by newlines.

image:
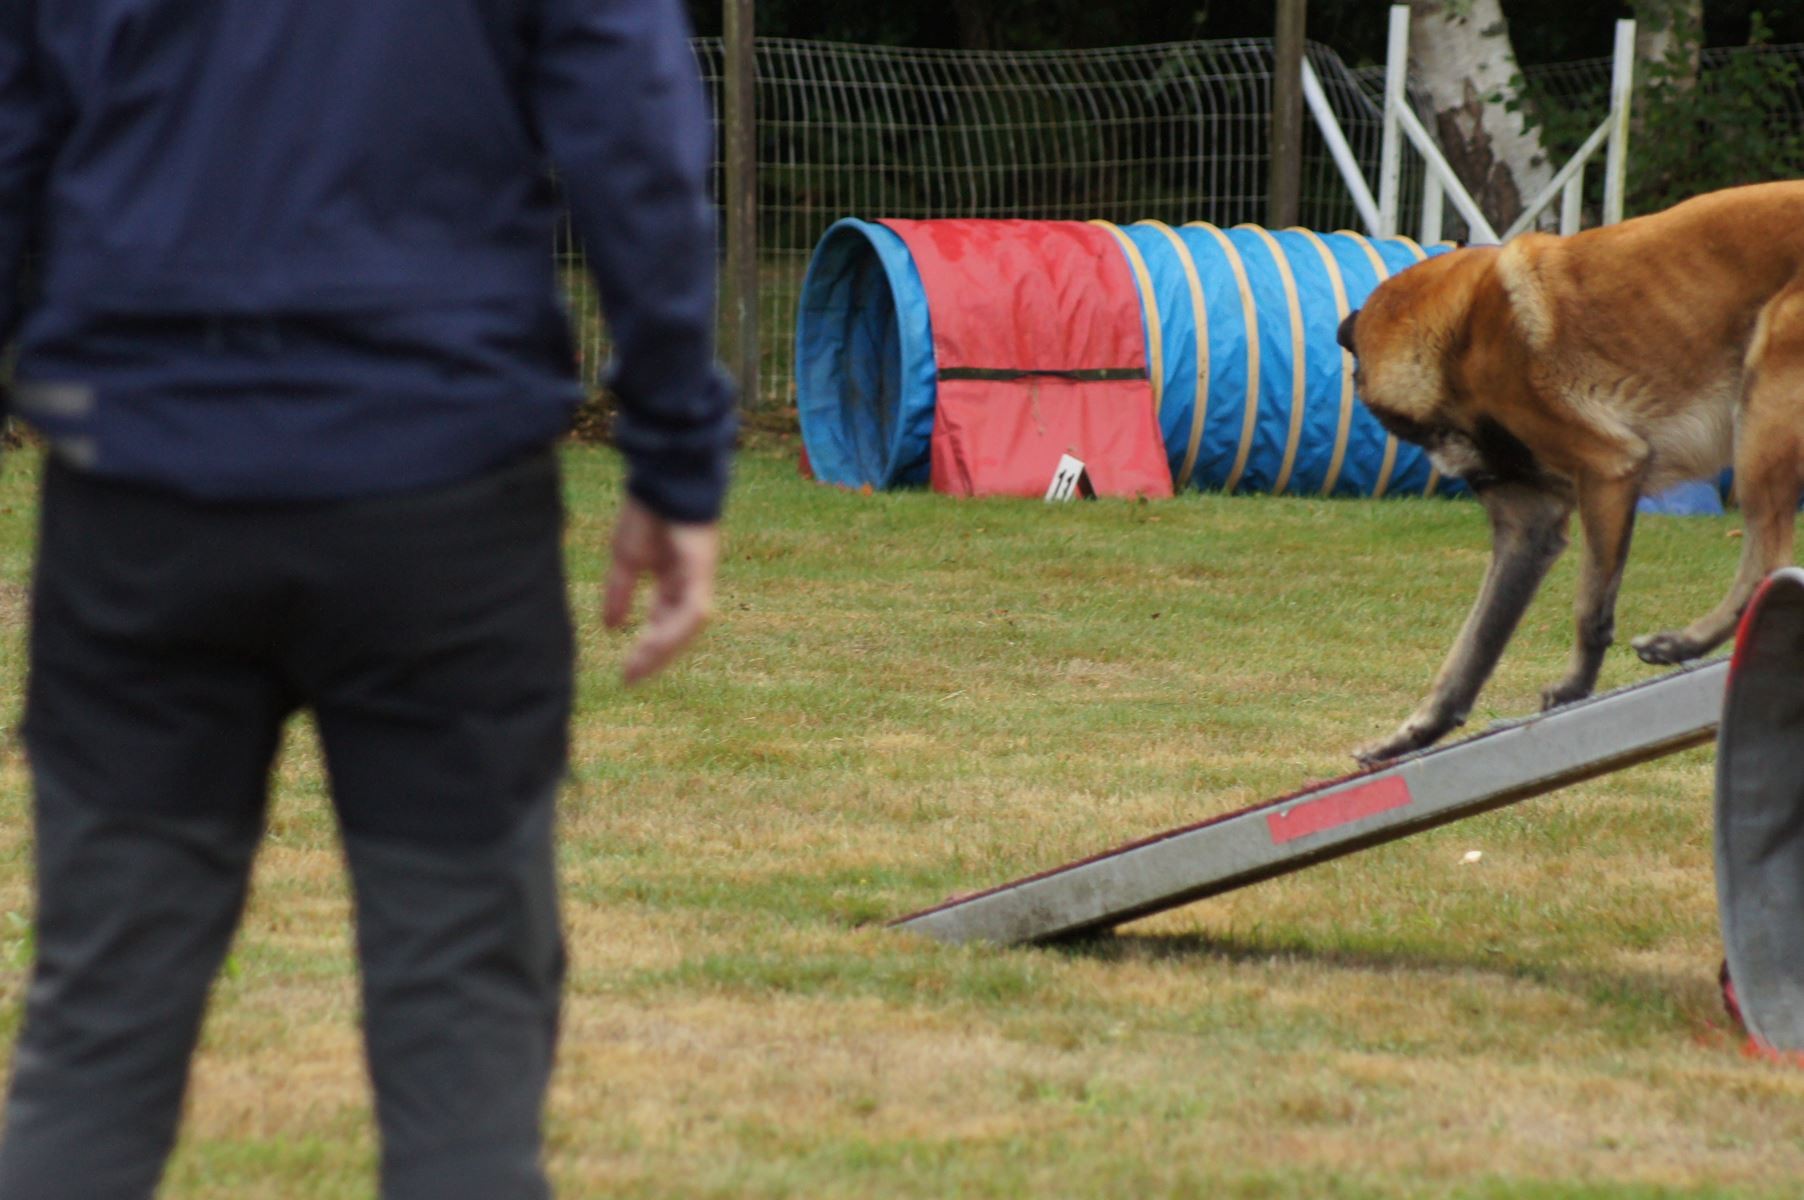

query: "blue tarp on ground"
xmin=1638 ymin=478 xmax=1727 ymax=516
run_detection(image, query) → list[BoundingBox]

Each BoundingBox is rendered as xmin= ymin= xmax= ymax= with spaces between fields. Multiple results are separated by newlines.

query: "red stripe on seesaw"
xmin=1266 ymin=776 xmax=1413 ymax=844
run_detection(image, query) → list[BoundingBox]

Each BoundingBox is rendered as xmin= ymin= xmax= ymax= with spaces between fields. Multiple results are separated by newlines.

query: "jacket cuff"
xmin=624 ymin=444 xmax=733 ymax=524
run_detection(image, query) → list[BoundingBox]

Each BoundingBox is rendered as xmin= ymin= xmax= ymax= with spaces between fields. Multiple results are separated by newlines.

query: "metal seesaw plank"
xmin=895 ymin=658 xmax=1728 ymax=945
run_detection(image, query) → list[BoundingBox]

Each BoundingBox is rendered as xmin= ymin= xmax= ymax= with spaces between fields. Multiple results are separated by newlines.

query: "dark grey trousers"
xmin=0 ymin=451 xmax=574 ymax=1199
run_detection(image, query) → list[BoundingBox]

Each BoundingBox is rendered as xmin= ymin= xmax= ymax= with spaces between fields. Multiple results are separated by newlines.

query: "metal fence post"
xmin=723 ymin=0 xmax=759 ymax=407
xmin=1377 ymin=6 xmax=1409 ymax=238
xmin=1604 ymin=18 xmax=1636 ymax=225
xmin=1419 ymin=171 xmax=1443 ymax=243
xmin=1267 ymin=0 xmax=1305 ymax=229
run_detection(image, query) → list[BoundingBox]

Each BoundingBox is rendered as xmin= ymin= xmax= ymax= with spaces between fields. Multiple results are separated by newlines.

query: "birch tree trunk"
xmin=1635 ymin=0 xmax=1703 ymax=88
xmin=1407 ymin=0 xmax=1553 ymax=235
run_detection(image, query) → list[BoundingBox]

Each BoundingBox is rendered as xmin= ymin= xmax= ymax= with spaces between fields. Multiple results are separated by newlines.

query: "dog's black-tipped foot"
xmin=1353 ymin=716 xmax=1455 ymax=768
xmin=1631 ymin=630 xmax=1698 ymax=665
xmin=1352 ymin=742 xmax=1395 ymax=769
xmin=1539 ymin=677 xmax=1593 ymax=711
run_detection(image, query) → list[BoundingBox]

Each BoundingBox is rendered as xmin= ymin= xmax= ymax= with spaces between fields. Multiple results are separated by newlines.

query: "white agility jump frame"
xmin=1303 ymin=6 xmax=1637 ymax=242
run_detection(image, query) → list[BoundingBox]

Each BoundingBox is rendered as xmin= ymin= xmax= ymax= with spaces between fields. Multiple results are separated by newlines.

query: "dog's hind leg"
xmin=1634 ymin=291 xmax=1804 ymax=664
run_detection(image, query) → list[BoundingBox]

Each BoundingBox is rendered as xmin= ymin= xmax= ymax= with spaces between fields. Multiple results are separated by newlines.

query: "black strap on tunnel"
xmin=937 ymin=367 xmax=1148 ymax=383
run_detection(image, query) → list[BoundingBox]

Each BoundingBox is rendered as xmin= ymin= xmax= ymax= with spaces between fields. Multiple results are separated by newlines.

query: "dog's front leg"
xmin=1354 ymin=484 xmax=1572 ymax=765
xmin=1541 ymin=472 xmax=1642 ymax=708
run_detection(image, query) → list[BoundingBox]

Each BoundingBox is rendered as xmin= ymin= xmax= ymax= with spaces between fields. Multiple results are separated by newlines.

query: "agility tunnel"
xmin=795 ymin=217 xmax=1460 ymax=499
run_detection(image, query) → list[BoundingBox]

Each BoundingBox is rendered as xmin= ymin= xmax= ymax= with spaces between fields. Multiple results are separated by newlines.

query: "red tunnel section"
xmin=881 ymin=219 xmax=1173 ymax=500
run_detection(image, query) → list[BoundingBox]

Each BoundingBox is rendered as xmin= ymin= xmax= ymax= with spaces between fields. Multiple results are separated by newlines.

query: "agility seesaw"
xmin=894 ymin=656 xmax=1729 ymax=946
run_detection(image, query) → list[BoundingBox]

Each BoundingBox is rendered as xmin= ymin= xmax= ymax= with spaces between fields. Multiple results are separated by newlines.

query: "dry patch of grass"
xmin=0 ymin=444 xmax=1796 ymax=1197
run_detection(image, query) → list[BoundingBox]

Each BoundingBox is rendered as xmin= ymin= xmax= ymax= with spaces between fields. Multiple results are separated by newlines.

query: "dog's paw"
xmin=1631 ymin=630 xmax=1698 ymax=666
xmin=1353 ymin=723 xmax=1438 ymax=768
xmin=1352 ymin=738 xmax=1405 ymax=768
xmin=1539 ymin=677 xmax=1593 ymax=711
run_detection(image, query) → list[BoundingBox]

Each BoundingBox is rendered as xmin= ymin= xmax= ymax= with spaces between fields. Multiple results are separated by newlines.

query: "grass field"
xmin=0 ymin=440 xmax=1799 ymax=1198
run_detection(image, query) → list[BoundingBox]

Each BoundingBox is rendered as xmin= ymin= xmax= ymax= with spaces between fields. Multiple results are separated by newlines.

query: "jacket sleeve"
xmin=531 ymin=0 xmax=736 ymax=524
xmin=0 ymin=0 xmax=58 ymax=348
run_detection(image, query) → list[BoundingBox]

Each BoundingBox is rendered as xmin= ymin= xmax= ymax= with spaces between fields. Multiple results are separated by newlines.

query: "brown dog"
xmin=1340 ymin=180 xmax=1804 ymax=765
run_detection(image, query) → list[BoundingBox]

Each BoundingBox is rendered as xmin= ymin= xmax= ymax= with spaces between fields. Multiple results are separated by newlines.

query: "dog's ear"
xmin=1337 ymin=309 xmax=1359 ymax=354
xmin=1435 ymin=241 xmax=1544 ymax=411
xmin=1351 ymin=247 xmax=1501 ymax=424
xmin=1361 ymin=246 xmax=1498 ymax=353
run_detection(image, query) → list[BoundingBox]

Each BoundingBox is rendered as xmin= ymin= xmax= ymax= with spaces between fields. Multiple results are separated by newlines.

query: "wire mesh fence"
xmin=558 ymin=38 xmax=1804 ymax=413
xmin=563 ymin=36 xmax=1413 ymax=410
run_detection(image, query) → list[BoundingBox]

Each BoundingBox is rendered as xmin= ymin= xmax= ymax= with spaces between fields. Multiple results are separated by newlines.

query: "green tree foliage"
xmin=1630 ymin=12 xmax=1804 ymax=211
xmin=1516 ymin=7 xmax=1804 ymax=217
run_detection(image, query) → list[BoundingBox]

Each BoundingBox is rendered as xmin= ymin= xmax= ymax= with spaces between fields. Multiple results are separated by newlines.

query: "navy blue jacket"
xmin=0 ymin=0 xmax=735 ymax=521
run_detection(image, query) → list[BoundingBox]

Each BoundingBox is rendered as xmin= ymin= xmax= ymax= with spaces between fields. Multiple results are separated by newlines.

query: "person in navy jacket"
xmin=0 ymin=1 xmax=735 ymax=1196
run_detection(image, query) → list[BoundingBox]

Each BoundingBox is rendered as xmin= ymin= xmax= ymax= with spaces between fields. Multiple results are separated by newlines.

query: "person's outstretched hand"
xmin=602 ymin=496 xmax=720 ymax=685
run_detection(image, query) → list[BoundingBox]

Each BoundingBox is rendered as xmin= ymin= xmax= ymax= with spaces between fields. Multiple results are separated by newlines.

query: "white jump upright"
xmin=1309 ymin=6 xmax=1638 ymax=243
xmin=894 ymin=659 xmax=1727 ymax=946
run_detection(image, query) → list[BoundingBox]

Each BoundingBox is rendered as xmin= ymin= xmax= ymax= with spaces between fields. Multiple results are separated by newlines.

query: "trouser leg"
xmin=0 ymin=777 xmax=264 ymax=1200
xmin=0 ymin=461 xmax=288 ymax=1199
xmin=286 ymin=451 xmax=574 ymax=1197
xmin=346 ymin=792 xmax=564 ymax=1200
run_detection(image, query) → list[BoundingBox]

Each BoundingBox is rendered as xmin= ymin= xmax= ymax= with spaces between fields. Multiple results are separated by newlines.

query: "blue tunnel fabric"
xmin=1104 ymin=221 xmax=1458 ymax=498
xmin=795 ymin=219 xmax=938 ymax=489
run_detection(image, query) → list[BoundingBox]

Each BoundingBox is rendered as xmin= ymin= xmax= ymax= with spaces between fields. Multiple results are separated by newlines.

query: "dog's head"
xmin=1338 ymin=245 xmax=1545 ymax=490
